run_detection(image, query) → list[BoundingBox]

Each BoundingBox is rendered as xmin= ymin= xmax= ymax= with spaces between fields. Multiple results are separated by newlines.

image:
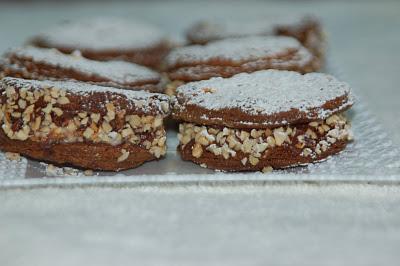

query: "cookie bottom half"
xmin=0 ymin=129 xmax=160 ymax=171
xmin=177 ymin=113 xmax=352 ymax=172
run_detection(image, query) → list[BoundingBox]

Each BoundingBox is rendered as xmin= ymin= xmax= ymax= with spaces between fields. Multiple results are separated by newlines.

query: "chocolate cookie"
xmin=172 ymin=70 xmax=354 ymax=171
xmin=0 ymin=46 xmax=164 ymax=93
xmin=0 ymin=77 xmax=170 ymax=171
xmin=186 ymin=15 xmax=325 ymax=63
xmin=165 ymin=36 xmax=320 ymax=91
xmin=29 ymin=18 xmax=171 ymax=68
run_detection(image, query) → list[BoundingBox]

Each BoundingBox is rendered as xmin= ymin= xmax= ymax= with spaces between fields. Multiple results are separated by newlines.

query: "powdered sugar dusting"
xmin=7 ymin=46 xmax=160 ymax=84
xmin=176 ymin=70 xmax=353 ymax=119
xmin=33 ymin=17 xmax=168 ymax=51
xmin=1 ymin=77 xmax=170 ymax=115
xmin=166 ymin=36 xmax=312 ymax=67
xmin=187 ymin=15 xmax=312 ymax=43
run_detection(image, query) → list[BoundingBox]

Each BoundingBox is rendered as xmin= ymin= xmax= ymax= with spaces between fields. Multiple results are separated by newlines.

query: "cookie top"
xmin=30 ymin=17 xmax=168 ymax=52
xmin=172 ymin=70 xmax=354 ymax=128
xmin=1 ymin=46 xmax=162 ymax=92
xmin=1 ymin=77 xmax=170 ymax=116
xmin=186 ymin=15 xmax=317 ymax=44
xmin=166 ymin=36 xmax=318 ymax=81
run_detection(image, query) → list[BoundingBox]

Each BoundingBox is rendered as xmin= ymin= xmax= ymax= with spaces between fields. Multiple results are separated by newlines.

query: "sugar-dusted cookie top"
xmin=1 ymin=77 xmax=170 ymax=117
xmin=167 ymin=36 xmax=312 ymax=67
xmin=31 ymin=18 xmax=168 ymax=51
xmin=1 ymin=46 xmax=162 ymax=92
xmin=172 ymin=70 xmax=353 ymax=128
xmin=29 ymin=18 xmax=172 ymax=68
xmin=186 ymin=15 xmax=319 ymax=44
xmin=166 ymin=36 xmax=319 ymax=81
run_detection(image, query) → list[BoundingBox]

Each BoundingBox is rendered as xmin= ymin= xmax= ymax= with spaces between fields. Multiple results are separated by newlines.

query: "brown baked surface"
xmin=0 ymin=47 xmax=163 ymax=92
xmin=179 ymin=139 xmax=347 ymax=171
xmin=0 ymin=129 xmax=156 ymax=171
xmin=165 ymin=36 xmax=320 ymax=82
xmin=185 ymin=15 xmax=325 ymax=62
xmin=172 ymin=70 xmax=354 ymax=129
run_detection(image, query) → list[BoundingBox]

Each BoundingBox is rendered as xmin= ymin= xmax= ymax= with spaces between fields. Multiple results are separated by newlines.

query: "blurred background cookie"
xmin=0 ymin=46 xmax=164 ymax=92
xmin=0 ymin=77 xmax=170 ymax=170
xmin=29 ymin=17 xmax=172 ymax=69
xmin=165 ymin=36 xmax=320 ymax=94
xmin=172 ymin=70 xmax=354 ymax=171
xmin=186 ymin=15 xmax=325 ymax=64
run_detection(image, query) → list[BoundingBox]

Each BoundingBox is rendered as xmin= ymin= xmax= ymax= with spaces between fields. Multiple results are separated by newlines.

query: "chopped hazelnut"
xmin=18 ymin=99 xmax=27 ymax=109
xmin=161 ymin=102 xmax=169 ymax=113
xmin=117 ymin=149 xmax=130 ymax=162
xmin=273 ymin=129 xmax=287 ymax=146
xmin=192 ymin=143 xmax=203 ymax=158
xmin=57 ymin=96 xmax=70 ymax=105
xmin=101 ymin=121 xmax=112 ymax=133
xmin=249 ymin=155 xmax=259 ymax=166
xmin=52 ymin=107 xmax=63 ymax=117
xmin=83 ymin=127 xmax=94 ymax=139
xmin=262 ymin=166 xmax=273 ymax=173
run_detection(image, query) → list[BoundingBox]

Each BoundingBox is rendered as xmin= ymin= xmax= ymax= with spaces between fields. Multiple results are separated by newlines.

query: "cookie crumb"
xmin=63 ymin=168 xmax=75 ymax=175
xmin=46 ymin=164 xmax=56 ymax=175
xmin=84 ymin=170 xmax=94 ymax=176
xmin=5 ymin=152 xmax=20 ymax=161
xmin=117 ymin=149 xmax=130 ymax=162
xmin=262 ymin=166 xmax=273 ymax=173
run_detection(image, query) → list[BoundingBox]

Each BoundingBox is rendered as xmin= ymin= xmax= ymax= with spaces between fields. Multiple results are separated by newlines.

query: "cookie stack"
xmin=0 ymin=15 xmax=354 ymax=172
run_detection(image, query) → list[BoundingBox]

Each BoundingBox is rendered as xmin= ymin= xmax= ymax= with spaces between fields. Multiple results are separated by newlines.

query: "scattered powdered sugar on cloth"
xmin=1 ymin=77 xmax=170 ymax=115
xmin=34 ymin=17 xmax=167 ymax=50
xmin=176 ymin=70 xmax=353 ymax=119
xmin=6 ymin=46 xmax=160 ymax=84
xmin=166 ymin=36 xmax=312 ymax=67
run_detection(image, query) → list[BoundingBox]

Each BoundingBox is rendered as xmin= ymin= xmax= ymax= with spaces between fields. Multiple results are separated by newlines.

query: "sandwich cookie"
xmin=0 ymin=46 xmax=163 ymax=92
xmin=172 ymin=70 xmax=354 ymax=171
xmin=29 ymin=18 xmax=171 ymax=68
xmin=186 ymin=15 xmax=325 ymax=63
xmin=165 ymin=36 xmax=320 ymax=94
xmin=0 ymin=77 xmax=170 ymax=171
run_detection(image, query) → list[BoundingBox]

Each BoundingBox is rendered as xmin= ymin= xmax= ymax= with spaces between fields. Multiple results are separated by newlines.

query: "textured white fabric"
xmin=1 ymin=185 xmax=400 ymax=266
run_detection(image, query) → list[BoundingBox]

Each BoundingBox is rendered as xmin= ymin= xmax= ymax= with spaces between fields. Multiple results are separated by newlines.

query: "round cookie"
xmin=165 ymin=36 xmax=320 ymax=88
xmin=0 ymin=46 xmax=164 ymax=93
xmin=0 ymin=77 xmax=170 ymax=171
xmin=186 ymin=15 xmax=325 ymax=63
xmin=172 ymin=70 xmax=354 ymax=171
xmin=29 ymin=18 xmax=171 ymax=69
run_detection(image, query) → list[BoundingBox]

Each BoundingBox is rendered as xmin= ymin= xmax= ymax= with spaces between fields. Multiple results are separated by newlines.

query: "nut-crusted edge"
xmin=177 ymin=113 xmax=352 ymax=171
xmin=0 ymin=77 xmax=170 ymax=170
